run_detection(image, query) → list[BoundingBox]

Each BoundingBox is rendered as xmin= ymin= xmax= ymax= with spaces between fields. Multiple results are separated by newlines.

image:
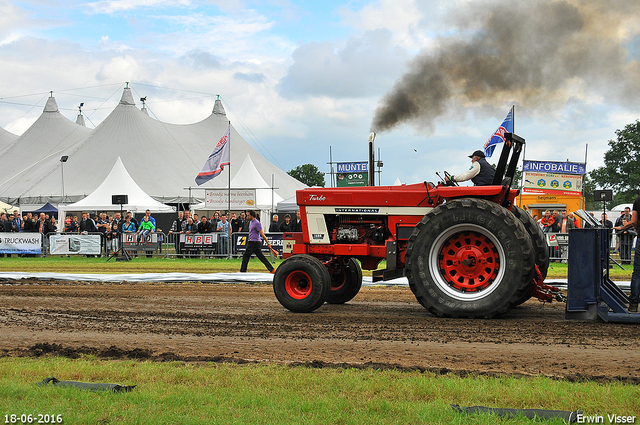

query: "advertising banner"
xmin=336 ymin=161 xmax=369 ymax=187
xmin=205 ymin=189 xmax=257 ymax=209
xmin=546 ymin=233 xmax=569 ymax=247
xmin=49 ymin=234 xmax=100 ymax=255
xmin=0 ymin=233 xmax=42 ymax=254
xmin=182 ymin=234 xmax=218 ymax=246
xmin=523 ymin=160 xmax=586 ymax=175
xmin=522 ymin=172 xmax=583 ymax=196
xmin=122 ymin=233 xmax=159 ymax=250
xmin=234 ymin=232 xmax=283 ymax=255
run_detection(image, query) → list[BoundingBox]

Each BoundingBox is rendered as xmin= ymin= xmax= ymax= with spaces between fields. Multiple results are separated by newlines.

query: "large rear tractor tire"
xmin=405 ymin=198 xmax=535 ymax=318
xmin=511 ymin=205 xmax=550 ymax=305
xmin=327 ymin=258 xmax=363 ymax=304
xmin=273 ymin=255 xmax=331 ymax=313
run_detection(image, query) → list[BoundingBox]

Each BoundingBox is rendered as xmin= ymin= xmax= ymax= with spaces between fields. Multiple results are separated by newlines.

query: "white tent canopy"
xmin=276 ymin=195 xmax=299 ymax=212
xmin=61 ymin=157 xmax=174 ymax=215
xmin=0 ymin=96 xmax=92 ymax=202
xmin=230 ymin=154 xmax=284 ymax=211
xmin=0 ymin=126 xmax=18 ymax=149
xmin=0 ymin=200 xmax=16 ymax=214
xmin=612 ymin=203 xmax=633 ymax=212
xmin=0 ymin=86 xmax=306 ymax=205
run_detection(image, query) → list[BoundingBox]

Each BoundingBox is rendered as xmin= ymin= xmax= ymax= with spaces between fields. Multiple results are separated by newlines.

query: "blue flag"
xmin=483 ymin=108 xmax=514 ymax=158
xmin=195 ymin=125 xmax=230 ymax=185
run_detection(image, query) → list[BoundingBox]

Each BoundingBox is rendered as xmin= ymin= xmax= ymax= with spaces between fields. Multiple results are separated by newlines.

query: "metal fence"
xmin=0 ymin=231 xmax=281 ymax=259
xmin=547 ymin=231 xmax=636 ymax=264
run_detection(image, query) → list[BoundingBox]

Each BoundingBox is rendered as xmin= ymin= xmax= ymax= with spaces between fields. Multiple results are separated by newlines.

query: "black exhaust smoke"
xmin=371 ymin=0 xmax=640 ymax=133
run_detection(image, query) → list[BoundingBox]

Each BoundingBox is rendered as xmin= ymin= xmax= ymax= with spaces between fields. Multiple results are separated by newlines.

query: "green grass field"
xmin=0 ymin=255 xmax=634 ymax=280
xmin=2 ymin=357 xmax=638 ymax=424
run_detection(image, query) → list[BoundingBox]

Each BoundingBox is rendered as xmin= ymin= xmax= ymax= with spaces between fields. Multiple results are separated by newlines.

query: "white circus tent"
xmin=0 ymin=95 xmax=92 ymax=208
xmin=59 ymin=157 xmax=173 ymax=229
xmin=0 ymin=86 xmax=306 ymax=207
xmin=230 ymin=154 xmax=284 ymax=211
xmin=0 ymin=200 xmax=16 ymax=214
xmin=0 ymin=126 xmax=18 ymax=150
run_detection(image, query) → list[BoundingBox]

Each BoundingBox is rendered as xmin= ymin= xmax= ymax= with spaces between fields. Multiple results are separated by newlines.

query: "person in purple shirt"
xmin=240 ymin=210 xmax=275 ymax=273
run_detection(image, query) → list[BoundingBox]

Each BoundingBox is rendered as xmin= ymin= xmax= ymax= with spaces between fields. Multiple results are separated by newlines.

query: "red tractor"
xmin=274 ymin=134 xmax=555 ymax=318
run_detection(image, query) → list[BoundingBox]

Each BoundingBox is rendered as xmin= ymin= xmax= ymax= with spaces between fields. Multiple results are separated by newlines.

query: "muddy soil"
xmin=1 ymin=279 xmax=638 ymax=382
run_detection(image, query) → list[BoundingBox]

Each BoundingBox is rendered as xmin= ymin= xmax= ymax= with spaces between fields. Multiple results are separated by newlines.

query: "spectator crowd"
xmin=2 ymin=206 xmax=635 ymax=262
xmin=531 ymin=207 xmax=636 ymax=263
xmin=1 ymin=207 xmax=304 ymax=258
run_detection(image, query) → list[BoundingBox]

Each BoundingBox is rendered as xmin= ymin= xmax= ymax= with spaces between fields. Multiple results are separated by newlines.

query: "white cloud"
xmin=278 ymin=29 xmax=410 ymax=99
xmin=82 ymin=0 xmax=245 ymax=14
xmin=0 ymin=1 xmax=34 ymax=45
xmin=338 ymin=0 xmax=440 ymax=52
xmin=83 ymin=0 xmax=192 ymax=14
xmin=99 ymin=35 xmax=132 ymax=52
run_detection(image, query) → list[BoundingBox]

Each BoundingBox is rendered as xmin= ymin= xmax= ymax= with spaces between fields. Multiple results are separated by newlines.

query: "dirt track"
xmin=1 ymin=279 xmax=639 ymax=382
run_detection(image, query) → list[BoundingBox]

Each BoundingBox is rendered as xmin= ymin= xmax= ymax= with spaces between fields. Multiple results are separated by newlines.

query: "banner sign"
xmin=523 ymin=160 xmax=586 ymax=175
xmin=49 ymin=234 xmax=100 ymax=255
xmin=122 ymin=233 xmax=159 ymax=250
xmin=336 ymin=161 xmax=369 ymax=187
xmin=337 ymin=172 xmax=368 ymax=187
xmin=336 ymin=162 xmax=368 ymax=173
xmin=234 ymin=232 xmax=283 ymax=255
xmin=205 ymin=189 xmax=257 ymax=209
xmin=0 ymin=233 xmax=42 ymax=254
xmin=523 ymin=172 xmax=583 ymax=196
xmin=182 ymin=234 xmax=219 ymax=246
xmin=546 ymin=233 xmax=569 ymax=247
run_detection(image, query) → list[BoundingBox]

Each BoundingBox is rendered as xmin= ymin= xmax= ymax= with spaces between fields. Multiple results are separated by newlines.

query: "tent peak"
xmin=44 ymin=96 xmax=59 ymax=113
xmin=119 ymin=87 xmax=136 ymax=106
xmin=213 ymin=98 xmax=226 ymax=116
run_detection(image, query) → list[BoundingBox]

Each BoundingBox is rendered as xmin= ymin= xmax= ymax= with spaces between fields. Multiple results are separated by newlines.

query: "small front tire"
xmin=273 ymin=255 xmax=330 ymax=313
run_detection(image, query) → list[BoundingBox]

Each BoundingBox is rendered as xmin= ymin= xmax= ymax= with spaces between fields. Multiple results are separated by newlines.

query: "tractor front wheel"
xmin=406 ymin=198 xmax=535 ymax=318
xmin=273 ymin=255 xmax=331 ymax=313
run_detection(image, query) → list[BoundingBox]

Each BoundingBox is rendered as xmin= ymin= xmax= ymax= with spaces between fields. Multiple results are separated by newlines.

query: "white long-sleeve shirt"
xmin=454 ymin=162 xmax=480 ymax=183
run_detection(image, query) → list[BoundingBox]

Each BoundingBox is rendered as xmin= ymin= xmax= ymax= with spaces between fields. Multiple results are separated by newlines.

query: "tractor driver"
xmin=447 ymin=150 xmax=496 ymax=186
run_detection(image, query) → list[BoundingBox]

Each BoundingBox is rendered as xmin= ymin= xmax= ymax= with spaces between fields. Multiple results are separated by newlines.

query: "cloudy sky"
xmin=1 ymin=0 xmax=639 ymax=186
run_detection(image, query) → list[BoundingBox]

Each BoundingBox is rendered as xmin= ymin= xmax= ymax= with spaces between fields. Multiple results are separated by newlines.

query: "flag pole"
xmin=513 ymin=105 xmax=525 ymax=208
xmin=512 ymin=104 xmax=515 ymax=133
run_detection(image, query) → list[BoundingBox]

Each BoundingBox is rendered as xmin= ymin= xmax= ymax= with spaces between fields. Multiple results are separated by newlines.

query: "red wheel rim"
xmin=438 ymin=230 xmax=500 ymax=292
xmin=330 ymin=269 xmax=347 ymax=291
xmin=285 ymin=270 xmax=313 ymax=299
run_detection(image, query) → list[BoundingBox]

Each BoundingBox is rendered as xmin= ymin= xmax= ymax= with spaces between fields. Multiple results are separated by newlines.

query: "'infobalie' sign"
xmin=523 ymin=160 xmax=586 ymax=175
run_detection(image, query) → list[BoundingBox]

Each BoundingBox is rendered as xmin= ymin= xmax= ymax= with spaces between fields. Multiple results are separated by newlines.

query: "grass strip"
xmin=0 ymin=256 xmax=280 ymax=275
xmin=1 ymin=357 xmax=638 ymax=424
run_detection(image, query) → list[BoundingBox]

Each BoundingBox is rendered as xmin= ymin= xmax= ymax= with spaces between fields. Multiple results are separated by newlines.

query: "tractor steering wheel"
xmin=443 ymin=171 xmax=458 ymax=186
